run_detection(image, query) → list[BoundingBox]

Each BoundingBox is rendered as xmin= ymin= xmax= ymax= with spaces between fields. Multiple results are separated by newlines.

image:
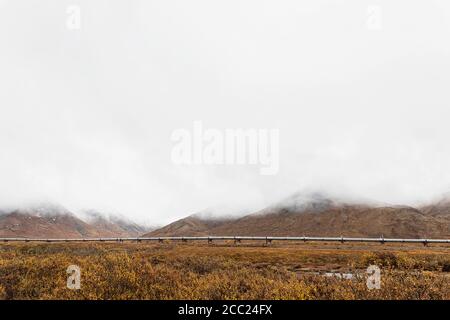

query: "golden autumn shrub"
xmin=0 ymin=243 xmax=448 ymax=300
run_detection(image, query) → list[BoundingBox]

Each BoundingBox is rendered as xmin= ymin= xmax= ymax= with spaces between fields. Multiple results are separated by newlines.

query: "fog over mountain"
xmin=1 ymin=1 xmax=450 ymax=225
xmin=147 ymin=190 xmax=450 ymax=238
xmin=0 ymin=203 xmax=152 ymax=238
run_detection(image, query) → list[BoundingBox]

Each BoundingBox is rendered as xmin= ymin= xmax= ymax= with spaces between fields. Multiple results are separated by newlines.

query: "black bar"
xmin=0 ymin=300 xmax=443 ymax=319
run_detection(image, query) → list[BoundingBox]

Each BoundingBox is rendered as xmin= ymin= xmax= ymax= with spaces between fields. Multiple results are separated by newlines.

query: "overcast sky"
xmin=1 ymin=1 xmax=450 ymax=224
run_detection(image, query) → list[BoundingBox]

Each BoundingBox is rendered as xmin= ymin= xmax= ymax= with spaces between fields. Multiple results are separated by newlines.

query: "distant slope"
xmin=421 ymin=194 xmax=450 ymax=219
xmin=0 ymin=204 xmax=150 ymax=238
xmin=0 ymin=205 xmax=100 ymax=238
xmin=210 ymin=206 xmax=448 ymax=238
xmin=144 ymin=213 xmax=233 ymax=237
xmin=83 ymin=210 xmax=151 ymax=237
xmin=147 ymin=192 xmax=450 ymax=238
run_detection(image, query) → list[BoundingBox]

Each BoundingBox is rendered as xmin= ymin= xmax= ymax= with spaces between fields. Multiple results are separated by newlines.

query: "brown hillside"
xmin=145 ymin=215 xmax=233 ymax=237
xmin=0 ymin=205 xmax=150 ymax=238
xmin=84 ymin=211 xmax=150 ymax=237
xmin=147 ymin=192 xmax=450 ymax=238
xmin=0 ymin=211 xmax=101 ymax=238
xmin=421 ymin=195 xmax=450 ymax=219
xmin=209 ymin=206 xmax=449 ymax=238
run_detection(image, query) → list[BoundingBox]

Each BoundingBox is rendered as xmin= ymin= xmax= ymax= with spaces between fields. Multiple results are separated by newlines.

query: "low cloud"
xmin=1 ymin=1 xmax=450 ymax=224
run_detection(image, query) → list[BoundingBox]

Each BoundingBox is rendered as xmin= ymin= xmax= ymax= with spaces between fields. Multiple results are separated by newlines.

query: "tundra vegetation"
xmin=0 ymin=242 xmax=448 ymax=300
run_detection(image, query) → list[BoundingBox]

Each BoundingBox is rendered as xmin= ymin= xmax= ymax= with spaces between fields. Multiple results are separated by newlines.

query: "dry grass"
xmin=0 ymin=242 xmax=448 ymax=300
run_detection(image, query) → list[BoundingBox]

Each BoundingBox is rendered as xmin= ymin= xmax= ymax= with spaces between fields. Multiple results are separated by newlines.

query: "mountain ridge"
xmin=146 ymin=192 xmax=450 ymax=238
xmin=0 ymin=204 xmax=151 ymax=238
